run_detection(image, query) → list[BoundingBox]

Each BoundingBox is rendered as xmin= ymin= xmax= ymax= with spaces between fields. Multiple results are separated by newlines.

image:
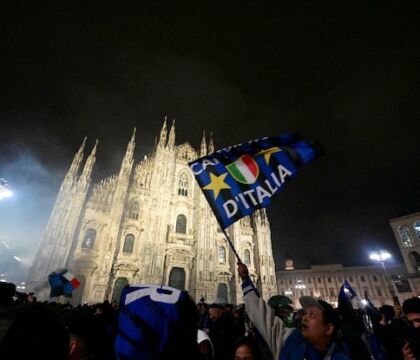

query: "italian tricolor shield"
xmin=226 ymin=154 xmax=260 ymax=184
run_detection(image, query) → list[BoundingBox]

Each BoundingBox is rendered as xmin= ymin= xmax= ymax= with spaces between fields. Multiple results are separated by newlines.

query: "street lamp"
xmin=285 ymin=288 xmax=293 ymax=296
xmin=295 ymin=280 xmax=306 ymax=290
xmin=369 ymin=250 xmax=395 ymax=297
xmin=0 ymin=178 xmax=13 ymax=200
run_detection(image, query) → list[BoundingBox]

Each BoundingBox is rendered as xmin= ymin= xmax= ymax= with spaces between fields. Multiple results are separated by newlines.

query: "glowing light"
xmin=295 ymin=280 xmax=306 ymax=289
xmin=361 ymin=299 xmax=368 ymax=306
xmin=14 ymin=256 xmax=21 ymax=262
xmin=369 ymin=250 xmax=391 ymax=262
xmin=0 ymin=178 xmax=13 ymax=199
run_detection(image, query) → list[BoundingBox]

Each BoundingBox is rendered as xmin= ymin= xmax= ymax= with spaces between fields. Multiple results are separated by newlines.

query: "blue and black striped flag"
xmin=188 ymin=134 xmax=323 ymax=229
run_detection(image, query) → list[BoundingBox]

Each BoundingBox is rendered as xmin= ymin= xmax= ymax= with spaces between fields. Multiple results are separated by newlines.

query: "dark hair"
xmin=209 ymin=303 xmax=224 ymax=310
xmin=403 ymin=297 xmax=420 ymax=315
xmin=379 ymin=304 xmax=395 ymax=323
xmin=0 ymin=303 xmax=69 ymax=360
xmin=233 ymin=336 xmax=262 ymax=360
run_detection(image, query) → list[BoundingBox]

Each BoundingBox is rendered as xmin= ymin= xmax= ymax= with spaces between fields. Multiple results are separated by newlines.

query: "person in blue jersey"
xmin=238 ymin=263 xmax=351 ymax=360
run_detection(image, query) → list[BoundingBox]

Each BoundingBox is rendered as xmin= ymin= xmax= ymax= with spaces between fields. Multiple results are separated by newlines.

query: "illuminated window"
xmin=128 ymin=200 xmax=140 ymax=220
xmin=244 ymin=249 xmax=251 ymax=265
xmin=399 ymin=225 xmax=414 ymax=247
xmin=123 ymin=234 xmax=135 ymax=253
xmin=82 ymin=229 xmax=96 ymax=249
xmin=176 ymin=214 xmax=187 ymax=234
xmin=218 ymin=246 xmax=226 ymax=263
xmin=178 ymin=173 xmax=189 ymax=196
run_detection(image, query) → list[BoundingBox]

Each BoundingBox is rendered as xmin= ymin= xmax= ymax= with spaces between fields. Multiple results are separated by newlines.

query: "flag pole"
xmin=222 ymin=228 xmax=243 ymax=264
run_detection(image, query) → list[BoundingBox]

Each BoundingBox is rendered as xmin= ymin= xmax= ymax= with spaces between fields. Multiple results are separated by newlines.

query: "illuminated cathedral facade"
xmin=28 ymin=120 xmax=278 ymax=304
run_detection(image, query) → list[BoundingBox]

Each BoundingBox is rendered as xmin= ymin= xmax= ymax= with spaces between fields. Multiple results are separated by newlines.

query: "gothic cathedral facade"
xmin=28 ymin=120 xmax=278 ymax=304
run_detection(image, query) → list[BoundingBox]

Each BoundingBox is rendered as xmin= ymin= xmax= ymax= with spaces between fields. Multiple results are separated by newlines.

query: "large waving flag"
xmin=48 ymin=269 xmax=80 ymax=297
xmin=189 ymin=134 xmax=323 ymax=229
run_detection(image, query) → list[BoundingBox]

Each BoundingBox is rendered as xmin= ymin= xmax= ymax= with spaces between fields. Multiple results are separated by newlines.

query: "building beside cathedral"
xmin=276 ymin=260 xmax=416 ymax=308
xmin=28 ymin=120 xmax=278 ymax=304
xmin=277 ymin=210 xmax=420 ymax=308
xmin=390 ymin=211 xmax=420 ymax=295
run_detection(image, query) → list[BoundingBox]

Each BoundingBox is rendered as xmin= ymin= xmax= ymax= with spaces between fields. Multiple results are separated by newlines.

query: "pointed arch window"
xmin=413 ymin=221 xmax=420 ymax=241
xmin=399 ymin=225 xmax=415 ymax=247
xmin=176 ymin=214 xmax=187 ymax=234
xmin=128 ymin=200 xmax=139 ymax=220
xmin=218 ymin=246 xmax=226 ymax=263
xmin=178 ymin=173 xmax=189 ymax=196
xmin=82 ymin=229 xmax=96 ymax=249
xmin=123 ymin=234 xmax=135 ymax=253
xmin=244 ymin=249 xmax=251 ymax=265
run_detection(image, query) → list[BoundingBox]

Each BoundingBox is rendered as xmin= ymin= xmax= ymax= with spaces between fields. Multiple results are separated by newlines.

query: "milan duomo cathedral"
xmin=28 ymin=119 xmax=278 ymax=304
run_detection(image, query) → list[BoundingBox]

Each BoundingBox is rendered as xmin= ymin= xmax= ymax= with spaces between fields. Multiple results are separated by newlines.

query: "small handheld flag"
xmin=189 ymin=134 xmax=322 ymax=230
xmin=48 ymin=269 xmax=80 ymax=298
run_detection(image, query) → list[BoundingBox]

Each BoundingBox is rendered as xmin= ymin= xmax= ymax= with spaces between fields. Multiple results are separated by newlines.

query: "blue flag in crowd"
xmin=115 ymin=284 xmax=197 ymax=360
xmin=188 ymin=134 xmax=323 ymax=229
xmin=338 ymin=280 xmax=359 ymax=308
xmin=48 ymin=269 xmax=80 ymax=298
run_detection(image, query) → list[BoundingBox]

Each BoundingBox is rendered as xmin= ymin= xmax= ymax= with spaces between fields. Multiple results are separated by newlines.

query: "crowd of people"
xmin=0 ymin=263 xmax=419 ymax=359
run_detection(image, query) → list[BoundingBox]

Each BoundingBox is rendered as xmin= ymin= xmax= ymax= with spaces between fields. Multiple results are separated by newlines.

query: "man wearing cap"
xmin=238 ymin=263 xmax=350 ymax=360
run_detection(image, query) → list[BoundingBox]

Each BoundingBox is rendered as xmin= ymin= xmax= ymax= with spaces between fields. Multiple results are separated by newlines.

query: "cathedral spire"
xmin=208 ymin=132 xmax=214 ymax=153
xmin=199 ymin=130 xmax=207 ymax=157
xmin=158 ymin=117 xmax=168 ymax=147
xmin=67 ymin=137 xmax=87 ymax=177
xmin=167 ymin=119 xmax=176 ymax=149
xmin=79 ymin=139 xmax=98 ymax=189
xmin=121 ymin=128 xmax=136 ymax=171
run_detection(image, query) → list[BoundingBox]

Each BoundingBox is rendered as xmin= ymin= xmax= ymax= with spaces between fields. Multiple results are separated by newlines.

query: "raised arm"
xmin=237 ymin=263 xmax=294 ymax=360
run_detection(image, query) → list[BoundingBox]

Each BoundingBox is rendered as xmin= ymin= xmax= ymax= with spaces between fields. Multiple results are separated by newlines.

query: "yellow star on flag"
xmin=257 ymin=147 xmax=282 ymax=164
xmin=203 ymin=172 xmax=231 ymax=199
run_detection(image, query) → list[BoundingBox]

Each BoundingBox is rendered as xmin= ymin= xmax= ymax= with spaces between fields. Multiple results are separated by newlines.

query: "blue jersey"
xmin=115 ymin=284 xmax=197 ymax=360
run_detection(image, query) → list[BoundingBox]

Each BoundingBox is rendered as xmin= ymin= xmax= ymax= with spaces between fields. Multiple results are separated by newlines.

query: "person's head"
xmin=234 ymin=337 xmax=261 ymax=360
xmin=224 ymin=303 xmax=234 ymax=313
xmin=403 ymin=297 xmax=420 ymax=329
xmin=208 ymin=304 xmax=225 ymax=321
xmin=66 ymin=309 xmax=108 ymax=360
xmin=379 ymin=304 xmax=395 ymax=324
xmin=0 ymin=303 xmax=69 ymax=359
xmin=197 ymin=303 xmax=208 ymax=316
xmin=299 ymin=297 xmax=339 ymax=351
xmin=0 ymin=282 xmax=16 ymax=307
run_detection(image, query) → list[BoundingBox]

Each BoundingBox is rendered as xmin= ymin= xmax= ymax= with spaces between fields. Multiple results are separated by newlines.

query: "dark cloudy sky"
xmin=1 ymin=1 xmax=419 ymax=280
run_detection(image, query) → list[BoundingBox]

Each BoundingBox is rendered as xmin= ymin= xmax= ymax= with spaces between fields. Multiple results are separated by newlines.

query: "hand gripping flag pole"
xmin=189 ymin=133 xmax=323 ymax=263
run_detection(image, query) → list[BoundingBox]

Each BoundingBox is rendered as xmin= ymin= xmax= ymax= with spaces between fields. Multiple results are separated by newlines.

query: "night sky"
xmin=1 ymin=2 xmax=419 ymax=280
